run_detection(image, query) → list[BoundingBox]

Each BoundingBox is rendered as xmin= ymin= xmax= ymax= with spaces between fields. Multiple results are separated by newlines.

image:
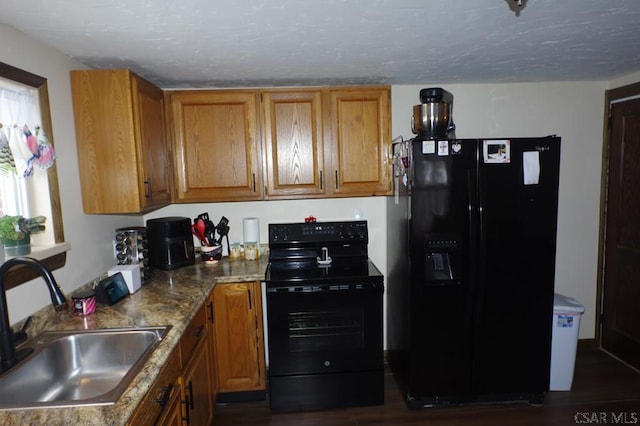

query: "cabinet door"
xmin=262 ymin=90 xmax=325 ymax=198
xmin=168 ymin=90 xmax=263 ymax=202
xmin=131 ymin=75 xmax=171 ymax=208
xmin=72 ymin=69 xmax=140 ymax=213
xmin=156 ymin=378 xmax=183 ymax=426
xmin=126 ymin=349 xmax=181 ymax=426
xmin=205 ymin=294 xmax=219 ymax=411
xmin=71 ymin=69 xmax=171 ymax=214
xmin=213 ymin=282 xmax=266 ymax=393
xmin=324 ymin=87 xmax=392 ymax=196
xmin=182 ymin=339 xmax=213 ymax=426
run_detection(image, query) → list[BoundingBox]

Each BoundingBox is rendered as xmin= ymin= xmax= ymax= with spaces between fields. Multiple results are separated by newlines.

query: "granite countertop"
xmin=0 ymin=256 xmax=269 ymax=426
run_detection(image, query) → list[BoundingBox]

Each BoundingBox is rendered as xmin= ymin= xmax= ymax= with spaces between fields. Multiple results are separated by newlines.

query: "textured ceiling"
xmin=1 ymin=0 xmax=640 ymax=88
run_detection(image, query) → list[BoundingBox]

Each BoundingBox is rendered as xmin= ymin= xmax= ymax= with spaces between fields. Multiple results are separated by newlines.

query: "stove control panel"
xmin=269 ymin=221 xmax=368 ymax=244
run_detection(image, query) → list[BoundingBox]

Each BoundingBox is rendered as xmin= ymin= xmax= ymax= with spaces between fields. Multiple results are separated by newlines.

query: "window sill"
xmin=3 ymin=242 xmax=71 ymax=291
xmin=13 ymin=242 xmax=72 ymax=261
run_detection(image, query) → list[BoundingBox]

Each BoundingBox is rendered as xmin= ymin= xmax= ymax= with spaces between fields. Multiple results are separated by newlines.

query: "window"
xmin=0 ymin=61 xmax=66 ymax=289
xmin=0 ymin=77 xmax=52 ymax=228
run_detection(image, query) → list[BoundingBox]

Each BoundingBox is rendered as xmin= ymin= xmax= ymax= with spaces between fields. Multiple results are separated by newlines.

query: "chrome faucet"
xmin=0 ymin=257 xmax=68 ymax=373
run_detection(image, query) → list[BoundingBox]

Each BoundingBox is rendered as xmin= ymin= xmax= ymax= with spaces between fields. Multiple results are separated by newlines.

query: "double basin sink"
xmin=0 ymin=326 xmax=170 ymax=411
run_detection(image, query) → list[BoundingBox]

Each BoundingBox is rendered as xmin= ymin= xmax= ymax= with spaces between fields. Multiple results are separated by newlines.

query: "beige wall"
xmin=608 ymin=70 xmax=640 ymax=89
xmin=144 ymin=197 xmax=389 ymax=276
xmin=390 ymin=83 xmax=606 ymax=339
xmin=2 ymin=23 xmax=631 ymax=342
xmin=1 ymin=24 xmax=146 ymax=322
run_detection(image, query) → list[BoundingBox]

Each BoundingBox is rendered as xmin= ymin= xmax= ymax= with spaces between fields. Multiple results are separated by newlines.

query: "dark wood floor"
xmin=213 ymin=342 xmax=640 ymax=426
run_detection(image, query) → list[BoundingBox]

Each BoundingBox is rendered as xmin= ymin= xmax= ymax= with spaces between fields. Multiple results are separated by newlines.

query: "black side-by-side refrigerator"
xmin=389 ymin=136 xmax=561 ymax=408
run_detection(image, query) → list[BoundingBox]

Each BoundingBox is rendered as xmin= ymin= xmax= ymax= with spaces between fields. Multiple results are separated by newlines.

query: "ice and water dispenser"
xmin=424 ymin=233 xmax=460 ymax=284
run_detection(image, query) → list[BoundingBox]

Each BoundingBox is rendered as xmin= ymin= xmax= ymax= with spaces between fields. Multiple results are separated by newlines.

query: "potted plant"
xmin=0 ymin=215 xmax=46 ymax=256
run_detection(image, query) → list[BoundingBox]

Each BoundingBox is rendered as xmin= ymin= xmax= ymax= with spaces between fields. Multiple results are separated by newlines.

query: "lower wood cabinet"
xmin=129 ymin=281 xmax=266 ymax=424
xmin=179 ymin=302 xmax=214 ymax=425
xmin=205 ymin=292 xmax=220 ymax=409
xmin=181 ymin=337 xmax=213 ymax=425
xmin=128 ymin=302 xmax=215 ymax=425
xmin=155 ymin=377 xmax=183 ymax=426
xmin=126 ymin=348 xmax=182 ymax=426
xmin=213 ymin=282 xmax=266 ymax=395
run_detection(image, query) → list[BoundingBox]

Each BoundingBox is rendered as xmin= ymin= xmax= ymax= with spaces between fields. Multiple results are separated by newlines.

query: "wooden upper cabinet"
xmin=262 ymin=90 xmax=325 ymax=198
xmin=324 ymin=87 xmax=392 ymax=196
xmin=134 ymin=77 xmax=171 ymax=207
xmin=167 ymin=90 xmax=263 ymax=202
xmin=71 ymin=69 xmax=171 ymax=214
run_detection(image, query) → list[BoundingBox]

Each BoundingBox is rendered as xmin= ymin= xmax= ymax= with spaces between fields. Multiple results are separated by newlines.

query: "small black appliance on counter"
xmin=146 ymin=217 xmax=195 ymax=270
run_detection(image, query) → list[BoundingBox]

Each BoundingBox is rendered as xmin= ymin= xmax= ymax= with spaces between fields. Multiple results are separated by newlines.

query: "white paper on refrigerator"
xmin=523 ymin=151 xmax=540 ymax=185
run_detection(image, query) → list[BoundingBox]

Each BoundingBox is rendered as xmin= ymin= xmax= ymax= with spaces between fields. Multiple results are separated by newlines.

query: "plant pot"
xmin=2 ymin=234 xmax=31 ymax=256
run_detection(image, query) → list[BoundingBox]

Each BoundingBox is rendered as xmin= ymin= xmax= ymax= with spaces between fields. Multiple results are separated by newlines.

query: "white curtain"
xmin=0 ymin=78 xmax=41 ymax=217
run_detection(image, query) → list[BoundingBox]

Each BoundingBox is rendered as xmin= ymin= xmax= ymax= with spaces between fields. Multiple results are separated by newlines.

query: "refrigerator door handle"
xmin=467 ymin=169 xmax=479 ymax=270
xmin=475 ymin=160 xmax=487 ymax=321
xmin=477 ymin=173 xmax=486 ymax=269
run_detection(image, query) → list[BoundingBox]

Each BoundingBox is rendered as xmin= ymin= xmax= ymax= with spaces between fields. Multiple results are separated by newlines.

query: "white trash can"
xmin=549 ymin=293 xmax=585 ymax=391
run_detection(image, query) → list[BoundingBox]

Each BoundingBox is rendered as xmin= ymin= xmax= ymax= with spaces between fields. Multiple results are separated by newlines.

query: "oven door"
xmin=266 ymin=281 xmax=383 ymax=377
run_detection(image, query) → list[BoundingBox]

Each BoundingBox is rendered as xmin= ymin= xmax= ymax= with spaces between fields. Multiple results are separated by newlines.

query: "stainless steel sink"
xmin=0 ymin=326 xmax=170 ymax=411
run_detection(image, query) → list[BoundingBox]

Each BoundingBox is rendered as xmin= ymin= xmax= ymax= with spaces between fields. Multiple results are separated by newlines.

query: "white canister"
xmin=242 ymin=218 xmax=260 ymax=256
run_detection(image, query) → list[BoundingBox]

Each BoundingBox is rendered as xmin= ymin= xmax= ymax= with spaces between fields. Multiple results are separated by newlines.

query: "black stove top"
xmin=266 ymin=258 xmax=382 ymax=284
xmin=265 ymin=220 xmax=383 ymax=288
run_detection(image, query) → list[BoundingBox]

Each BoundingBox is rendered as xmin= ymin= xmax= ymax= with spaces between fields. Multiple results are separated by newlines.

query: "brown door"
xmin=601 ymin=95 xmax=640 ymax=369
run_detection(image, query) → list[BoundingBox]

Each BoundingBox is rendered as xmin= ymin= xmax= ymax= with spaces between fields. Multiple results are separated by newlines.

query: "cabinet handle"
xmin=186 ymin=380 xmax=195 ymax=410
xmin=247 ymin=288 xmax=252 ymax=310
xmin=181 ymin=395 xmax=190 ymax=425
xmin=155 ymin=384 xmax=173 ymax=408
xmin=207 ymin=301 xmax=214 ymax=323
xmin=319 ymin=170 xmax=323 ymax=190
xmin=252 ymin=173 xmax=256 ymax=192
xmin=144 ymin=177 xmax=153 ymax=200
xmin=335 ymin=170 xmax=339 ymax=189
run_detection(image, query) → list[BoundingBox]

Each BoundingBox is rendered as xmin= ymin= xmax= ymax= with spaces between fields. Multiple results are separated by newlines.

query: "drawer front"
xmin=180 ymin=304 xmax=208 ymax=365
xmin=127 ymin=348 xmax=181 ymax=426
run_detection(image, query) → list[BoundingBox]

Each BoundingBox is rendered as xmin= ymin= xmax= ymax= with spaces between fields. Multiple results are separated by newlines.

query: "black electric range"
xmin=264 ymin=220 xmax=384 ymax=412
